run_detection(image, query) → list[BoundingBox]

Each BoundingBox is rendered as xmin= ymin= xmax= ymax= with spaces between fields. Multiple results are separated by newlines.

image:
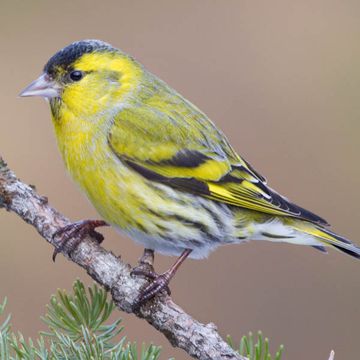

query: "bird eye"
xmin=69 ymin=70 xmax=84 ymax=81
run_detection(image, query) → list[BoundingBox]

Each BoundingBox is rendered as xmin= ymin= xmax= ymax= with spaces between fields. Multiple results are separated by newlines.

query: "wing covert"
xmin=108 ymin=95 xmax=328 ymax=226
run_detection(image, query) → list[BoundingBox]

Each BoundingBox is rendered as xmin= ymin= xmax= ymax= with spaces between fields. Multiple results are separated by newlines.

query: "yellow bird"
xmin=20 ymin=40 xmax=359 ymax=306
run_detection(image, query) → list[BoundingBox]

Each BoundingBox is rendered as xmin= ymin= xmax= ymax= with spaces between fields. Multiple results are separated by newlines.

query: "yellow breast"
xmin=52 ymin=111 xmax=144 ymax=229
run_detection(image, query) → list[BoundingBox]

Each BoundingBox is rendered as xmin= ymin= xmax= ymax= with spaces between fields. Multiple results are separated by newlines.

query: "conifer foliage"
xmin=0 ymin=280 xmax=283 ymax=360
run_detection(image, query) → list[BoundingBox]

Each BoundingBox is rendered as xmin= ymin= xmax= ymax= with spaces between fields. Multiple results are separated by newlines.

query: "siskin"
xmin=20 ymin=40 xmax=360 ymax=305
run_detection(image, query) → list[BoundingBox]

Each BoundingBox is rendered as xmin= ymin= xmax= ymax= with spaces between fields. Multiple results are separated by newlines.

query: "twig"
xmin=0 ymin=156 xmax=245 ymax=360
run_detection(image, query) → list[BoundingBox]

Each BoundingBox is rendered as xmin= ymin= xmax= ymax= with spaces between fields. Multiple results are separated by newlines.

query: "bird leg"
xmin=52 ymin=220 xmax=109 ymax=261
xmin=138 ymin=248 xmax=155 ymax=269
xmin=132 ymin=248 xmax=192 ymax=309
xmin=131 ymin=248 xmax=162 ymax=289
xmin=132 ymin=248 xmax=155 ymax=275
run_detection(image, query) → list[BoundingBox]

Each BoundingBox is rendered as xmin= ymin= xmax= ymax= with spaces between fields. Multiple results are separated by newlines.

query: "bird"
xmin=20 ymin=39 xmax=359 ymax=306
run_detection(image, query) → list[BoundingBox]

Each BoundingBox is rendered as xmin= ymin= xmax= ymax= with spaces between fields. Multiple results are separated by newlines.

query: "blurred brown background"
xmin=1 ymin=1 xmax=360 ymax=359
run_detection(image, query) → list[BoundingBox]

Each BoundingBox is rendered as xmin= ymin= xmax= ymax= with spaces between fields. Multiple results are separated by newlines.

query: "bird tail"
xmin=290 ymin=221 xmax=360 ymax=259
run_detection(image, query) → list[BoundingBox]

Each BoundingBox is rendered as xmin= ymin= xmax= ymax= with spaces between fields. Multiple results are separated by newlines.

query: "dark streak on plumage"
xmin=188 ymin=239 xmax=206 ymax=247
xmin=144 ymin=207 xmax=221 ymax=244
xmin=332 ymin=244 xmax=360 ymax=258
xmin=202 ymin=202 xmax=227 ymax=228
xmin=49 ymin=97 xmax=62 ymax=119
xmin=134 ymin=221 xmax=148 ymax=234
xmin=261 ymin=232 xmax=295 ymax=239
xmin=267 ymin=190 xmax=329 ymax=226
xmin=122 ymin=158 xmax=211 ymax=196
xmin=221 ymin=165 xmax=329 ymax=226
xmin=167 ymin=214 xmax=221 ymax=242
xmin=169 ymin=214 xmax=208 ymax=234
xmin=218 ymin=173 xmax=244 ymax=184
xmin=319 ymin=227 xmax=352 ymax=244
xmin=243 ymin=158 xmax=267 ymax=182
xmin=312 ymin=245 xmax=327 ymax=253
xmin=152 ymin=150 xmax=208 ymax=168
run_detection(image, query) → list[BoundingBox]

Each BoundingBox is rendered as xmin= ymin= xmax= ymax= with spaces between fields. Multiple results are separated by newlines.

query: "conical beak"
xmin=19 ymin=73 xmax=60 ymax=98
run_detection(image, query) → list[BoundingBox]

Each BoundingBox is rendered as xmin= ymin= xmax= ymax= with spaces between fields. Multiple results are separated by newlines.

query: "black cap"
xmin=44 ymin=40 xmax=115 ymax=76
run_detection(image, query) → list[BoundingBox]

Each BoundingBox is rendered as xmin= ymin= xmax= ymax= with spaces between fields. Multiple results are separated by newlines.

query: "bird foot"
xmin=131 ymin=248 xmax=192 ymax=309
xmin=52 ymin=220 xmax=108 ymax=261
xmin=131 ymin=268 xmax=172 ymax=309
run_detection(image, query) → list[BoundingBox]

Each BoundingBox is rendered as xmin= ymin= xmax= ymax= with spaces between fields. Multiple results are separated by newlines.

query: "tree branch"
xmin=0 ymin=156 xmax=245 ymax=360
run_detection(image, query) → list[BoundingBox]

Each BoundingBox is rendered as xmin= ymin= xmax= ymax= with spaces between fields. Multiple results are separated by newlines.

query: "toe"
xmin=131 ymin=268 xmax=158 ymax=279
xmin=133 ymin=272 xmax=172 ymax=308
xmin=89 ymin=229 xmax=105 ymax=244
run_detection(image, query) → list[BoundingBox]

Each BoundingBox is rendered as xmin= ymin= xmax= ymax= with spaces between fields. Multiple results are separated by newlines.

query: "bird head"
xmin=20 ymin=40 xmax=142 ymax=119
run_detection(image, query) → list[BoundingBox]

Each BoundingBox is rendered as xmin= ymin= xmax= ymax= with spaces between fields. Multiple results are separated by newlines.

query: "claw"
xmin=131 ymin=268 xmax=158 ymax=280
xmin=52 ymin=220 xmax=108 ymax=261
xmin=132 ymin=248 xmax=192 ymax=309
xmin=133 ymin=271 xmax=172 ymax=309
xmin=131 ymin=267 xmax=171 ymax=295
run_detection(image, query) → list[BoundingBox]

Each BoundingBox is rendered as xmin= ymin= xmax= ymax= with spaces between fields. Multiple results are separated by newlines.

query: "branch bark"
xmin=0 ymin=156 xmax=245 ymax=360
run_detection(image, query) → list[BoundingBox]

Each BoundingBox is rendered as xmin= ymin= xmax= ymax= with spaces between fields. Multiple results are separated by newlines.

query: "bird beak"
xmin=19 ymin=73 xmax=60 ymax=99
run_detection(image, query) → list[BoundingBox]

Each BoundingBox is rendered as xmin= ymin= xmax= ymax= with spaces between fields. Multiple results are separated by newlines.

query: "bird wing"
xmin=108 ymin=103 xmax=328 ymax=226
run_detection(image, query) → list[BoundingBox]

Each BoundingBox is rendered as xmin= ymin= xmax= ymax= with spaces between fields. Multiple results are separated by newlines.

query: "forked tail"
xmin=290 ymin=222 xmax=360 ymax=259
